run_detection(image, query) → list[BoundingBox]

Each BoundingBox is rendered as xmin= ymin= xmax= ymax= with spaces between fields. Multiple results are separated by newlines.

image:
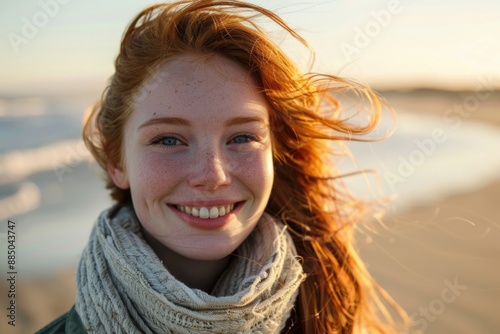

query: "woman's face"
xmin=109 ymin=55 xmax=274 ymax=261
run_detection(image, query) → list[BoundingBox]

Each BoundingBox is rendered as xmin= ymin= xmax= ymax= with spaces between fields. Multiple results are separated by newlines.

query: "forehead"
xmin=133 ymin=54 xmax=263 ymax=106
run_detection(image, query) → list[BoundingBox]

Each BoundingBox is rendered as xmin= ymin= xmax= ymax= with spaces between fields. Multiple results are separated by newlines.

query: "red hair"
xmin=83 ymin=1 xmax=408 ymax=332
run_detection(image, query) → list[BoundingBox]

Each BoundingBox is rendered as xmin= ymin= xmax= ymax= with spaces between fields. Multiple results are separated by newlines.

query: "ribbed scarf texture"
xmin=75 ymin=205 xmax=305 ymax=333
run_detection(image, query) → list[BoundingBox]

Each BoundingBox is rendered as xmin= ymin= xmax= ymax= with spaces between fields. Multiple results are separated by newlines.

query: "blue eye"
xmin=230 ymin=134 xmax=259 ymax=144
xmin=149 ymin=135 xmax=183 ymax=147
xmin=160 ymin=137 xmax=180 ymax=146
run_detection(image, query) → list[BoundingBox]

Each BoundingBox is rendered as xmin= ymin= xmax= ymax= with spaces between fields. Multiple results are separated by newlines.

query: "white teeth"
xmin=191 ymin=207 xmax=199 ymax=217
xmin=209 ymin=207 xmax=218 ymax=218
xmin=199 ymin=207 xmax=209 ymax=219
xmin=176 ymin=203 xmax=236 ymax=219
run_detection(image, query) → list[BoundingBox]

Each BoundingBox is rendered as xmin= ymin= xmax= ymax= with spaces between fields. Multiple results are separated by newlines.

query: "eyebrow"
xmin=138 ymin=116 xmax=268 ymax=130
xmin=138 ymin=117 xmax=191 ymax=130
xmin=224 ymin=116 xmax=268 ymax=127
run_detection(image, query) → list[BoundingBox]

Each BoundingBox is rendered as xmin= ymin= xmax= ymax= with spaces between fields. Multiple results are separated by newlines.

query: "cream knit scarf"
xmin=75 ymin=205 xmax=305 ymax=334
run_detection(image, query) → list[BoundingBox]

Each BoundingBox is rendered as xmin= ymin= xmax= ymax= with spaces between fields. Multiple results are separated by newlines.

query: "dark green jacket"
xmin=35 ymin=305 xmax=87 ymax=334
xmin=36 ymin=304 xmax=303 ymax=333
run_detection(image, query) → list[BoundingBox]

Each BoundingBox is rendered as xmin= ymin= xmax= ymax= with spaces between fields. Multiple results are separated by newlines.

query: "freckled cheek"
xmin=230 ymin=152 xmax=274 ymax=192
xmin=128 ymin=153 xmax=188 ymax=197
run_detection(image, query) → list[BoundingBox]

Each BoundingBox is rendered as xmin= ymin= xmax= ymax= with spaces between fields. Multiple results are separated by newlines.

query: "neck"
xmin=142 ymin=229 xmax=231 ymax=293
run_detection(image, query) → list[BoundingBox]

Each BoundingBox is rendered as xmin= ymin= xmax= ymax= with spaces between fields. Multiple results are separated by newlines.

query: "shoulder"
xmin=35 ymin=305 xmax=87 ymax=334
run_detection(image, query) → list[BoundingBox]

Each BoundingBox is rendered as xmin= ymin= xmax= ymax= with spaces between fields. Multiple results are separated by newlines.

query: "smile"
xmin=175 ymin=203 xmax=237 ymax=219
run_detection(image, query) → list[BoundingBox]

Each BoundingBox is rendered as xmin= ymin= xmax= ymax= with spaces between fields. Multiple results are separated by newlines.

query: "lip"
xmin=172 ymin=200 xmax=240 ymax=207
xmin=168 ymin=201 xmax=244 ymax=230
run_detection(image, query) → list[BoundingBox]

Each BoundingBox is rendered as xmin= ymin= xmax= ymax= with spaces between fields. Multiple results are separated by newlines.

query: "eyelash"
xmin=149 ymin=134 xmax=183 ymax=147
xmin=148 ymin=133 xmax=261 ymax=147
xmin=229 ymin=133 xmax=261 ymax=144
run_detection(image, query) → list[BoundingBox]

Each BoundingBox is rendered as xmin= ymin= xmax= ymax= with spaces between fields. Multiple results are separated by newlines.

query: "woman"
xmin=37 ymin=1 xmax=407 ymax=333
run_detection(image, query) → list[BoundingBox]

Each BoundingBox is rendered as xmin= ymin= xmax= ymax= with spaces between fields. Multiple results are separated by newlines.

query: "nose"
xmin=188 ymin=149 xmax=231 ymax=191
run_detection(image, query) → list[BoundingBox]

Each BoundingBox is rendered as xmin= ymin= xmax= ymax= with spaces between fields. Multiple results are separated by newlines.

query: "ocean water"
xmin=1 ymin=95 xmax=500 ymax=276
xmin=0 ymin=97 xmax=112 ymax=275
xmin=337 ymin=109 xmax=500 ymax=211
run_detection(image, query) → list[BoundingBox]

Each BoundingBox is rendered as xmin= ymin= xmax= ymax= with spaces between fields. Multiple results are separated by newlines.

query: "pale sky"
xmin=1 ymin=0 xmax=499 ymax=96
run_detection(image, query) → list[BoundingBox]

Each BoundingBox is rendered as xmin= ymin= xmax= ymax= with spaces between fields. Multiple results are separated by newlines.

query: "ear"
xmin=107 ymin=162 xmax=130 ymax=189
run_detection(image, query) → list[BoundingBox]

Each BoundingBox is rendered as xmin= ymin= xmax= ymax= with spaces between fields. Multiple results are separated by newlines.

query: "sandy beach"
xmin=1 ymin=89 xmax=499 ymax=334
xmin=359 ymin=89 xmax=500 ymax=333
xmin=359 ymin=177 xmax=500 ymax=333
